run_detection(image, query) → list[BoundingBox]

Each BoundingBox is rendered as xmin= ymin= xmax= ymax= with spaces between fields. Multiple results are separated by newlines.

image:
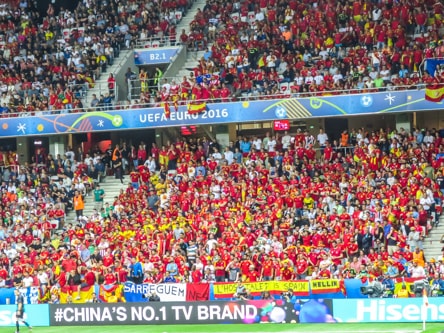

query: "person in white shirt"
xmin=144 ymin=156 xmax=157 ymax=173
xmin=37 ymin=269 xmax=50 ymax=294
xmin=281 ymin=131 xmax=292 ymax=150
xmin=212 ymin=148 xmax=222 ymax=163
xmin=408 ymin=260 xmax=426 ymax=278
xmin=423 ymin=131 xmax=434 ymax=145
xmin=318 ymin=47 xmax=329 ymax=60
xmin=22 ymin=271 xmax=34 ymax=288
xmin=252 ymin=136 xmax=262 ymax=150
xmin=223 ymin=147 xmax=234 ymax=165
xmin=317 ymin=128 xmax=328 ymax=147
xmin=372 ymin=7 xmax=382 ymax=21
xmin=314 ymin=71 xmax=324 ymax=85
xmin=380 ymin=65 xmax=391 ymax=82
xmin=332 ymin=69 xmax=343 ymax=84
xmin=304 ymin=132 xmax=315 ymax=148
xmin=255 ymin=10 xmax=265 ymax=21
xmin=267 ymin=136 xmax=277 ymax=152
xmin=294 ymin=73 xmax=304 ymax=86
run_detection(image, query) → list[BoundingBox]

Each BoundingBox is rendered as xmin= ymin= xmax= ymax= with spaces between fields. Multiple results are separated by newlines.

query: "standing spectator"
xmin=93 ymin=184 xmax=105 ymax=211
xmin=128 ymin=257 xmax=143 ymax=284
xmin=73 ymin=191 xmax=84 ymax=222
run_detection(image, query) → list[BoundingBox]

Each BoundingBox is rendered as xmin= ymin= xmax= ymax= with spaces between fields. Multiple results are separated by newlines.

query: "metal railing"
xmin=83 ymin=80 xmax=118 ymax=102
xmin=0 ymin=84 xmax=429 ymax=118
xmin=135 ymin=36 xmax=179 ymax=49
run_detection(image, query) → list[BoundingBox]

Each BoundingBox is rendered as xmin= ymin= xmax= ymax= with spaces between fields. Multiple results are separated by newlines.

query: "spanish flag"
xmin=99 ymin=284 xmax=126 ymax=303
xmin=163 ymin=101 xmax=171 ymax=118
xmin=60 ymin=285 xmax=95 ymax=303
xmin=173 ymin=99 xmax=179 ymax=112
xmin=187 ymin=100 xmax=207 ymax=114
xmin=425 ymin=84 xmax=444 ymax=102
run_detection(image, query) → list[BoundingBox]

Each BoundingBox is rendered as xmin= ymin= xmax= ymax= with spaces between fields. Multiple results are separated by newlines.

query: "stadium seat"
xmin=248 ymin=11 xmax=256 ymax=24
xmin=230 ymin=12 xmax=240 ymax=23
xmin=279 ymin=82 xmax=289 ymax=93
xmin=175 ymin=11 xmax=183 ymax=22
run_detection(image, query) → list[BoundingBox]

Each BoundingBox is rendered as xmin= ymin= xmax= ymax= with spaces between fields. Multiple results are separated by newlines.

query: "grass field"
xmin=0 ymin=323 xmax=443 ymax=333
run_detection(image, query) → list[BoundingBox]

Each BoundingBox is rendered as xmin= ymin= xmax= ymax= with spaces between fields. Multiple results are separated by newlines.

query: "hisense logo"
xmin=356 ymin=300 xmax=444 ymax=321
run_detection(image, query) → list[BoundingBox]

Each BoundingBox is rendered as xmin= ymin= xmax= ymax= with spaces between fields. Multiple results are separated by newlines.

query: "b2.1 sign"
xmin=134 ymin=48 xmax=180 ymax=65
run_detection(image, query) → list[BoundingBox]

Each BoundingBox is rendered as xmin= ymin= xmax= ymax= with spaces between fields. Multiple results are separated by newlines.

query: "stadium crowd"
xmin=1 ymin=126 xmax=444 ymax=302
xmin=0 ymin=0 xmax=195 ymax=115
xmin=0 ymin=0 xmax=444 ymax=304
xmin=140 ymin=0 xmax=444 ymax=105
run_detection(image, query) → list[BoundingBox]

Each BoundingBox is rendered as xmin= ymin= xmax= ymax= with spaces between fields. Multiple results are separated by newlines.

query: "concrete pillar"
xmin=49 ymin=136 xmax=67 ymax=157
xmin=227 ymin=123 xmax=237 ymax=142
xmin=395 ymin=113 xmax=412 ymax=133
xmin=16 ymin=137 xmax=30 ymax=164
xmin=214 ymin=124 xmax=230 ymax=149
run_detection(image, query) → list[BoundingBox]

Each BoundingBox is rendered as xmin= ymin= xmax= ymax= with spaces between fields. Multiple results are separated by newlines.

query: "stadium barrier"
xmin=332 ymin=298 xmax=444 ymax=322
xmin=47 ymin=300 xmax=335 ymax=326
xmin=0 ymin=278 xmax=434 ymax=305
xmin=0 ymin=304 xmax=49 ymax=327
xmin=0 ymin=298 xmax=442 ymax=326
xmin=0 ymin=89 xmax=439 ymax=138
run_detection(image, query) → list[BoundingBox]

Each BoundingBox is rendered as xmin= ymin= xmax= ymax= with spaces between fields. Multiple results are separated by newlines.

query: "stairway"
xmin=172 ymin=0 xmax=207 ymax=81
xmin=83 ymin=49 xmax=133 ymax=104
xmin=423 ymin=217 xmax=444 ymax=261
xmin=66 ymin=176 xmax=127 ymax=223
xmin=174 ymin=0 xmax=206 ymax=44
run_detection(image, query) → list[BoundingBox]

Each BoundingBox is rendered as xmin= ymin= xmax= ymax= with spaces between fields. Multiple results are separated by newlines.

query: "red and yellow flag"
xmin=187 ymin=101 xmax=207 ymax=114
xmin=163 ymin=102 xmax=171 ymax=118
xmin=425 ymin=84 xmax=444 ymax=102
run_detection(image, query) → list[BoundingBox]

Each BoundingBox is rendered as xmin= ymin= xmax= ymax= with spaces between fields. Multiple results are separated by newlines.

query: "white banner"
xmin=123 ymin=282 xmax=187 ymax=302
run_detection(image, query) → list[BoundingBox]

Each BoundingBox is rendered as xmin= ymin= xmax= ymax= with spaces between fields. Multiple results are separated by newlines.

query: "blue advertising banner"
xmin=0 ymin=304 xmax=50 ymax=327
xmin=134 ymin=47 xmax=180 ymax=65
xmin=0 ymin=287 xmax=40 ymax=305
xmin=0 ymin=89 xmax=440 ymax=138
xmin=333 ymin=298 xmax=444 ymax=323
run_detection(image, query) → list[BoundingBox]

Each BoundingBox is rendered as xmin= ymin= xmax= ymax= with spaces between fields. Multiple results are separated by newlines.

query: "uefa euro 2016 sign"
xmin=0 ymin=90 xmax=440 ymax=138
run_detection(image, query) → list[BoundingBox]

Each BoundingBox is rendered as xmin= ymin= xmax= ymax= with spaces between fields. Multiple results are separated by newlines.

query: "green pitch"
xmin=1 ymin=323 xmax=443 ymax=333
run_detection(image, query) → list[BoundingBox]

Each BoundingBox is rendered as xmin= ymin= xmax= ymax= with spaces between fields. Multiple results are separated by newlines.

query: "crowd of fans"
xmin=1 ymin=0 xmax=444 ymax=304
xmin=136 ymin=0 xmax=444 ymax=105
xmin=0 ymin=0 xmax=197 ymax=115
xmin=1 ymin=126 xmax=444 ymax=302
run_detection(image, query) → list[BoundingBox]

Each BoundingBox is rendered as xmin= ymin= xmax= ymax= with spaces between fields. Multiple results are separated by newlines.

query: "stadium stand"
xmin=0 ymin=0 xmax=444 ymax=303
xmin=138 ymin=0 xmax=444 ymax=105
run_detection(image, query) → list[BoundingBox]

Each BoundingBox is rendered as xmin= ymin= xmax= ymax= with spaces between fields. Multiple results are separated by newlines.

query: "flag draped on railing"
xmin=162 ymin=101 xmax=171 ymax=118
xmin=187 ymin=100 xmax=207 ymax=114
xmin=425 ymin=84 xmax=444 ymax=102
